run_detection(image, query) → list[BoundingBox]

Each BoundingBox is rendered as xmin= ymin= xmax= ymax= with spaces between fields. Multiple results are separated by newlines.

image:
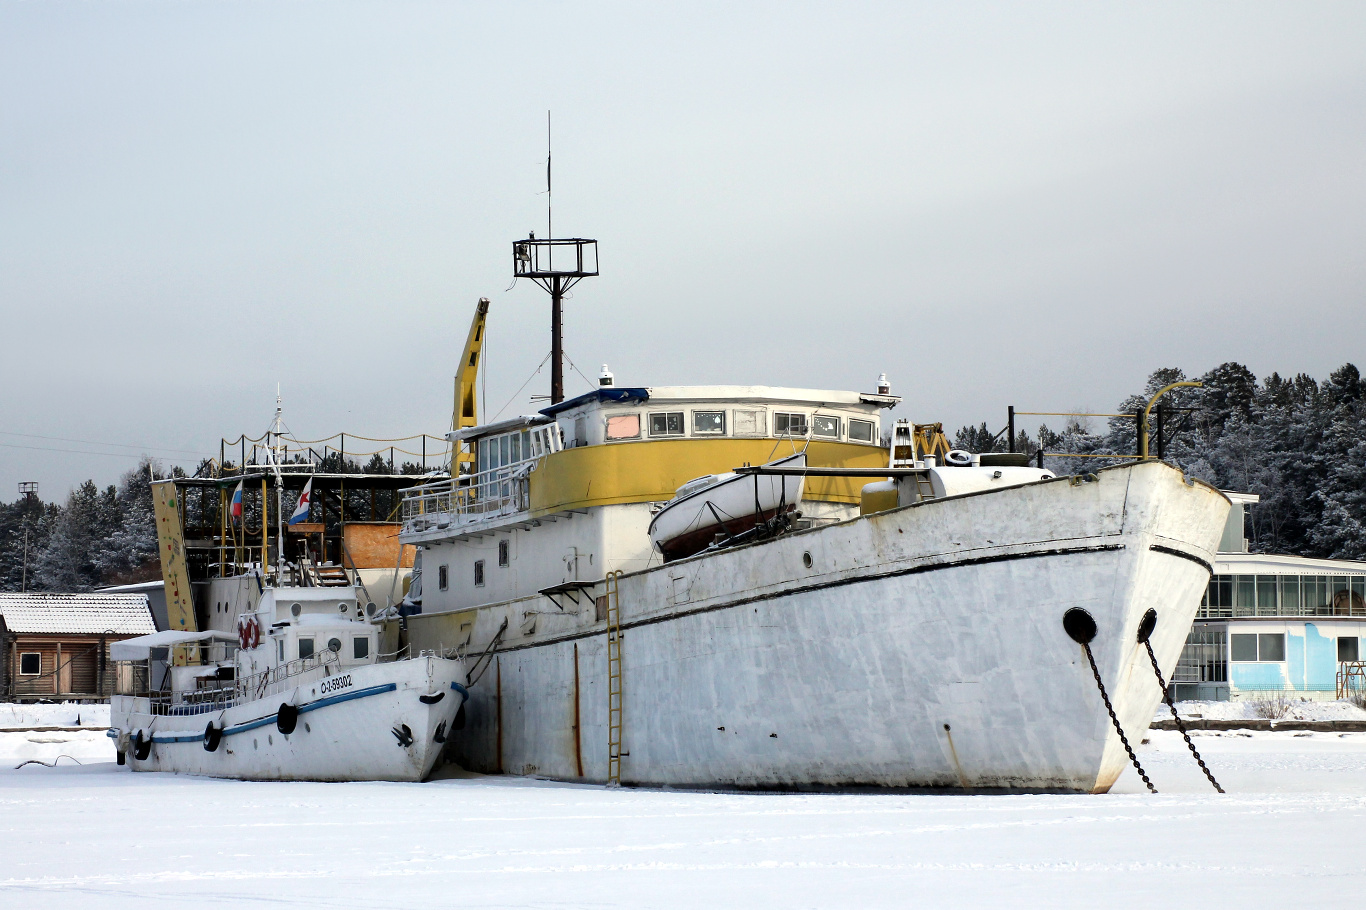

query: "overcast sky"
xmin=2 ymin=2 xmax=1363 ymax=498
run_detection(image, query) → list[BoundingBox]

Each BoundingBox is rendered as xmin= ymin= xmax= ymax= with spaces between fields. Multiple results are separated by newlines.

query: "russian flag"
xmin=230 ymin=481 xmax=244 ymax=524
xmin=289 ymin=479 xmax=313 ymax=525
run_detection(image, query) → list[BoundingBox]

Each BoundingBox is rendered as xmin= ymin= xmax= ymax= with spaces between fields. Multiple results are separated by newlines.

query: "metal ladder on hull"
xmin=606 ymin=570 xmax=624 ymax=785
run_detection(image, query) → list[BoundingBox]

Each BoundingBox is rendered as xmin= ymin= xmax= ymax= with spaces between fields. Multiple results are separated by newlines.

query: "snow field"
xmin=0 ymin=730 xmax=1361 ymax=909
xmin=0 ymin=702 xmax=110 ymax=729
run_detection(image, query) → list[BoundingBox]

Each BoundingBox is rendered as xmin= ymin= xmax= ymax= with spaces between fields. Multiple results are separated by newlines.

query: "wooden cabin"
xmin=0 ymin=593 xmax=156 ymax=701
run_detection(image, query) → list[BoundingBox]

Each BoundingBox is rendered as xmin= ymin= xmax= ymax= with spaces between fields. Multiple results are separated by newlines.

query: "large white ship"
xmin=392 ymin=237 xmax=1231 ymax=791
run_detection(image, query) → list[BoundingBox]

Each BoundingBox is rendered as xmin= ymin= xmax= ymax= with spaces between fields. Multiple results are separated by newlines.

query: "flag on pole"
xmin=289 ymin=479 xmax=313 ymax=525
xmin=230 ymin=481 xmax=244 ymax=525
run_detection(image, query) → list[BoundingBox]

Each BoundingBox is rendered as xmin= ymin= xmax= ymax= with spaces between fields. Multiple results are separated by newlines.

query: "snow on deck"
xmin=0 ymin=730 xmax=1363 ymax=908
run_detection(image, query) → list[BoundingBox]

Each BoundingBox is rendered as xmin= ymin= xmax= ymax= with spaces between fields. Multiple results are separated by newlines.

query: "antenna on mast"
xmin=513 ymin=115 xmax=598 ymax=405
xmin=540 ymin=109 xmax=546 ymax=239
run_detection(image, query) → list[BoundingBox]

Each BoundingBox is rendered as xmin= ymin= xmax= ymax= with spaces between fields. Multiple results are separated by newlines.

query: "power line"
xmin=0 ymin=430 xmax=210 ymax=457
xmin=0 ymin=440 xmax=203 ymax=460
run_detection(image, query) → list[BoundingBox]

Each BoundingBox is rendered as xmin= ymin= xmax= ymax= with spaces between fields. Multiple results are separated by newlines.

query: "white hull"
xmin=422 ymin=462 xmax=1228 ymax=792
xmin=111 ymin=656 xmax=466 ymax=782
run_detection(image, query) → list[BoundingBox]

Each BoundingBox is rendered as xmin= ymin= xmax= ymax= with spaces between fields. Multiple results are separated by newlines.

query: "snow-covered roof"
xmin=0 ymin=593 xmax=157 ymax=635
xmin=1215 ymin=553 xmax=1366 ymax=575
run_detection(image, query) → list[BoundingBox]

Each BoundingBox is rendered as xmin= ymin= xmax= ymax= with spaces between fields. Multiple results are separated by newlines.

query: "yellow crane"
xmin=452 ymin=297 xmax=490 ymax=472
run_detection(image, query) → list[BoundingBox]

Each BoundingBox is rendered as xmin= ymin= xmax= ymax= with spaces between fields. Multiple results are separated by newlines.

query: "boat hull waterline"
xmin=112 ymin=656 xmax=466 ymax=782
xmin=434 ymin=462 xmax=1228 ymax=792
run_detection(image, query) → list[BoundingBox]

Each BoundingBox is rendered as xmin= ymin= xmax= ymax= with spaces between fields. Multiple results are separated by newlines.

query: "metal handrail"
xmin=400 ymin=461 xmax=534 ymax=531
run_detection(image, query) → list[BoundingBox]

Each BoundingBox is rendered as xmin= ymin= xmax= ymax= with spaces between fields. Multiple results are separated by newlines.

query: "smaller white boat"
xmin=108 ymin=586 xmax=467 ymax=782
xmin=648 ymin=452 xmax=806 ymax=562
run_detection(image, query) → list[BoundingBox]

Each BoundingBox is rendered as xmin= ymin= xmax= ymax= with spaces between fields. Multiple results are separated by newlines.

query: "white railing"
xmin=125 ymin=649 xmax=344 ymax=717
xmin=237 ymin=651 xmax=342 ymax=705
xmin=401 ymin=462 xmax=533 ymax=532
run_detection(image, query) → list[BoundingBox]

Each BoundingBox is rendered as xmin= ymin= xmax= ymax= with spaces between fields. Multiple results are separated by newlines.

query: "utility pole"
xmin=18 ymin=482 xmax=37 ymax=592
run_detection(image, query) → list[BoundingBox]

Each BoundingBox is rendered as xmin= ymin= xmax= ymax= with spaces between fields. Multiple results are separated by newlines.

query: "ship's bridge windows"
xmin=774 ymin=412 xmax=808 ymax=438
xmin=812 ymin=415 xmax=841 ymax=439
xmin=606 ymin=413 xmax=641 ymax=441
xmin=733 ymin=409 xmax=767 ymax=437
xmin=353 ymin=636 xmax=370 ymax=660
xmin=848 ymin=418 xmax=876 ymax=443
xmin=299 ymin=638 xmax=315 ymax=660
xmin=649 ymin=412 xmax=685 ymax=437
xmin=438 ymin=565 xmax=449 ymax=591
xmin=498 ymin=539 xmax=510 ymax=567
xmin=474 ymin=559 xmax=485 ymax=587
xmin=692 ymin=411 xmax=725 ymax=435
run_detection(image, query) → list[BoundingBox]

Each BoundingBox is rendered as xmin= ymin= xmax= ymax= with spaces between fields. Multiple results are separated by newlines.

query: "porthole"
xmin=338 ymin=602 xmax=349 ymax=613
xmin=290 ymin=602 xmax=302 ymax=617
xmin=802 ymin=551 xmax=813 ymax=569
xmin=365 ymin=602 xmax=376 ymax=617
xmin=327 ymin=638 xmax=342 ymax=653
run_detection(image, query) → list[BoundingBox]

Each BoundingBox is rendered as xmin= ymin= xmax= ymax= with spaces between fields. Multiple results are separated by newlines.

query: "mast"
xmin=271 ymin=387 xmax=285 ymax=575
xmin=511 ymin=117 xmax=599 ymax=405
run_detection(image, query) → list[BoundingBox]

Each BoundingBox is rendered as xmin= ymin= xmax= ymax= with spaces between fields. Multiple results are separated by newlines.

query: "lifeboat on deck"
xmin=648 ymin=452 xmax=806 ymax=562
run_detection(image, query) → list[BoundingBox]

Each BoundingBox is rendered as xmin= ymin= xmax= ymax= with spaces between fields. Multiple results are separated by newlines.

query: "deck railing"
xmin=400 ymin=462 xmax=532 ymax=532
xmin=122 ymin=650 xmax=344 ymax=717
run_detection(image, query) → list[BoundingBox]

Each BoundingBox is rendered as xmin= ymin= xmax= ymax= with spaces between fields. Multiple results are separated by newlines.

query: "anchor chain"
xmin=1082 ymin=640 xmax=1157 ymax=794
xmin=1143 ymin=639 xmax=1224 ymax=793
xmin=1064 ymin=607 xmax=1156 ymax=793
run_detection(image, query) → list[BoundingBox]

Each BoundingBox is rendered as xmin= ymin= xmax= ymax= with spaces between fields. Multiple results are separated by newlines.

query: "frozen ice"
xmin=0 ymin=728 xmax=1361 ymax=908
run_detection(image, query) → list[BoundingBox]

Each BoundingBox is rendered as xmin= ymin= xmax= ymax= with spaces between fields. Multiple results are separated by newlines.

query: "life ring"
xmin=237 ymin=615 xmax=261 ymax=651
xmin=203 ymin=721 xmax=223 ymax=753
xmin=944 ymin=449 xmax=973 ymax=467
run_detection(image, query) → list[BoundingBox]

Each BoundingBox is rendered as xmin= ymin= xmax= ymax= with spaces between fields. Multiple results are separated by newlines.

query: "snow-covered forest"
xmin=2 ymin=360 xmax=1364 ymax=592
xmin=956 ymin=361 xmax=1366 ymax=560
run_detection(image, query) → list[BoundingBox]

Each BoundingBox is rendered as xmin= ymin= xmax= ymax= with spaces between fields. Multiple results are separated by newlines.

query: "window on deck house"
xmin=774 ymin=412 xmax=808 ymax=437
xmin=648 ymin=412 xmax=685 ymax=437
xmin=812 ymin=415 xmax=841 ymax=439
xmin=606 ymin=414 xmax=640 ymax=440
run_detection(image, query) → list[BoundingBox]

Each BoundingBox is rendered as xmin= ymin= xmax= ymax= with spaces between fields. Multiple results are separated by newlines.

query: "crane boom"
xmin=452 ymin=297 xmax=490 ymax=470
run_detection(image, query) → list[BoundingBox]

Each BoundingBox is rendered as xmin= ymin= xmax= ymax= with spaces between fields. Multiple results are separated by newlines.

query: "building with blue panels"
xmin=1173 ymin=493 xmax=1366 ymax=701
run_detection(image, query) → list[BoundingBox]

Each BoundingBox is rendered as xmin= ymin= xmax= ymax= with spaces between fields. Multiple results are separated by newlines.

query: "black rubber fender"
xmin=277 ymin=703 xmax=299 ymax=735
xmin=132 ymin=730 xmax=152 ymax=761
xmin=203 ymin=721 xmax=223 ymax=753
xmin=434 ymin=720 xmax=447 ymax=744
xmin=453 ymin=703 xmax=466 ymax=730
xmin=419 ymin=691 xmax=445 ymax=705
xmin=116 ymin=749 xmax=126 ymax=766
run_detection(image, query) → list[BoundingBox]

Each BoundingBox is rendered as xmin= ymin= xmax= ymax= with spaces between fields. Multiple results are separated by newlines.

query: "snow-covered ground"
xmin=1163 ymin=698 xmax=1366 ymax=722
xmin=0 ymin=729 xmax=1362 ymax=909
xmin=0 ymin=702 xmax=110 ymax=729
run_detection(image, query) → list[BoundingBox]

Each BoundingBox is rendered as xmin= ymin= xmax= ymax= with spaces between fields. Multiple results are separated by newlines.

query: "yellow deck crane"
xmin=452 ymin=297 xmax=490 ymax=473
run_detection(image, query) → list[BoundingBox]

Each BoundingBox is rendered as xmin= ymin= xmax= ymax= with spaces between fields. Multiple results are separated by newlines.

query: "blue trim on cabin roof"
xmin=539 ymin=388 xmax=649 ymax=417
